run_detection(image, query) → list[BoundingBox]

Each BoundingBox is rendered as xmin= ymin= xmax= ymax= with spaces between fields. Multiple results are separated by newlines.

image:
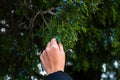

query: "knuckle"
xmin=40 ymin=54 xmax=43 ymax=60
xmin=40 ymin=50 xmax=45 ymax=59
xmin=51 ymin=45 xmax=58 ymax=49
xmin=45 ymin=47 xmax=50 ymax=52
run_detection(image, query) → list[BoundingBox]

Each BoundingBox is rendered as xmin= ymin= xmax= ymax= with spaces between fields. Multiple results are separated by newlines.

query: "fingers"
xmin=40 ymin=50 xmax=49 ymax=74
xmin=50 ymin=38 xmax=58 ymax=48
xmin=47 ymin=42 xmax=51 ymax=47
xmin=58 ymin=42 xmax=64 ymax=52
xmin=42 ymin=38 xmax=64 ymax=54
xmin=46 ymin=38 xmax=58 ymax=48
xmin=50 ymin=38 xmax=64 ymax=53
xmin=40 ymin=50 xmax=47 ymax=62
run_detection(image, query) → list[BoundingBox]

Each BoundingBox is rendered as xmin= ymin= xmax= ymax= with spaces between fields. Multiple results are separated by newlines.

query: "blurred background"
xmin=0 ymin=0 xmax=120 ymax=80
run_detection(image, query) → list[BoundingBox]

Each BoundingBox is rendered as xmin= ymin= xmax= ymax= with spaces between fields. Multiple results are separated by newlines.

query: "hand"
xmin=40 ymin=38 xmax=65 ymax=75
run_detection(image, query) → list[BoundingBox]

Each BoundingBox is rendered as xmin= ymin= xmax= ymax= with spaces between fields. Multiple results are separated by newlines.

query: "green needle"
xmin=55 ymin=36 xmax=61 ymax=42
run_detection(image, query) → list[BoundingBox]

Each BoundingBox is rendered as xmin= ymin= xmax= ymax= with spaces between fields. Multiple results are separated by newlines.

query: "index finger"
xmin=50 ymin=38 xmax=59 ymax=48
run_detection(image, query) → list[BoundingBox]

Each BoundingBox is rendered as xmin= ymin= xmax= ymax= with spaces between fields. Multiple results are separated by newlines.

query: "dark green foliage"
xmin=0 ymin=0 xmax=120 ymax=79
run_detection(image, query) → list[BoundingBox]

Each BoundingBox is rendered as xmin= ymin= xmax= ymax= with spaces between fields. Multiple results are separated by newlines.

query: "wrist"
xmin=47 ymin=68 xmax=64 ymax=75
xmin=47 ymin=70 xmax=64 ymax=75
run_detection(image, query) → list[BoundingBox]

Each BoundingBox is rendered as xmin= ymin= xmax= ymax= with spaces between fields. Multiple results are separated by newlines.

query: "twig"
xmin=24 ymin=0 xmax=33 ymax=11
xmin=40 ymin=10 xmax=49 ymax=28
xmin=19 ymin=11 xmax=40 ymax=30
xmin=30 ymin=11 xmax=40 ymax=31
xmin=43 ymin=7 xmax=56 ymax=15
xmin=18 ymin=22 xmax=26 ymax=27
xmin=23 ymin=13 xmax=30 ymax=21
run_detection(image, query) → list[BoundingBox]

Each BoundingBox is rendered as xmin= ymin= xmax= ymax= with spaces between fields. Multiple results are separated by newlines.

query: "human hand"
xmin=40 ymin=38 xmax=65 ymax=75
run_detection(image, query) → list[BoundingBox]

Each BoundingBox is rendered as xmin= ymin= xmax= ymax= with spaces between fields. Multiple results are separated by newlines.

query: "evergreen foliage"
xmin=0 ymin=0 xmax=120 ymax=79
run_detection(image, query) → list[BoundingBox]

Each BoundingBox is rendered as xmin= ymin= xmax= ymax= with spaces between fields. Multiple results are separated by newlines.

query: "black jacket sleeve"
xmin=45 ymin=71 xmax=72 ymax=80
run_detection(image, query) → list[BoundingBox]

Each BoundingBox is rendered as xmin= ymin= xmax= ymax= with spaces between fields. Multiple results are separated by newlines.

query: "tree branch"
xmin=18 ymin=7 xmax=55 ymax=30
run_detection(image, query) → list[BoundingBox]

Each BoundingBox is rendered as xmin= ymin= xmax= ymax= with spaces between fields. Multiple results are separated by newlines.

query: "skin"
xmin=40 ymin=38 xmax=65 ymax=75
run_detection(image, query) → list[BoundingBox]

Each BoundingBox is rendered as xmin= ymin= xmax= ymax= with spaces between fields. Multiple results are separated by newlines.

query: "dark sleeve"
xmin=45 ymin=71 xmax=72 ymax=80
